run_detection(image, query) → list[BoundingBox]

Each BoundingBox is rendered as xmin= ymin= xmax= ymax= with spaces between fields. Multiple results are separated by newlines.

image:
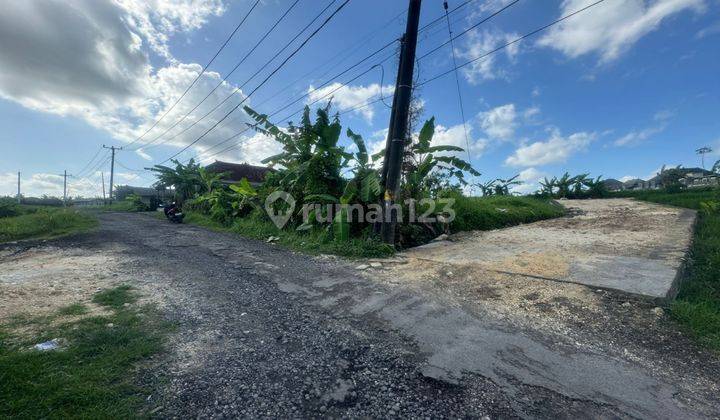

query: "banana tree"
xmin=493 ymin=175 xmax=522 ymax=196
xmin=148 ymin=159 xmax=203 ymax=204
xmin=538 ymin=177 xmax=556 ymax=196
xmin=399 ymin=117 xmax=480 ymax=199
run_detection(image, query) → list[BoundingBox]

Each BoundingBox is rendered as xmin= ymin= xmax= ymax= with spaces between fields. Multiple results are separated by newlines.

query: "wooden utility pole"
xmin=17 ymin=172 xmax=21 ymax=204
xmin=380 ymin=0 xmax=422 ymax=244
xmin=103 ymin=145 xmax=122 ymax=201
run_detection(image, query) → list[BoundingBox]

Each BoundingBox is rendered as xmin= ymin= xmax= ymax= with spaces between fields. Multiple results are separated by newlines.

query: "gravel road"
xmin=2 ymin=210 xmax=719 ymax=418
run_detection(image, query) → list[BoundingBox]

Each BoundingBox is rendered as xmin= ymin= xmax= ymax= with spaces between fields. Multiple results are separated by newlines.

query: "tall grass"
xmin=450 ymin=196 xmax=565 ymax=233
xmin=0 ymin=208 xmax=97 ymax=243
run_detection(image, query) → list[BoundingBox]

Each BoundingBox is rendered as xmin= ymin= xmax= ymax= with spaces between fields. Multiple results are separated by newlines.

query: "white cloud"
xmin=478 ymin=104 xmax=517 ymax=140
xmin=0 ymin=171 xmax=102 ymax=198
xmin=696 ymin=20 xmax=720 ymax=38
xmin=136 ymin=149 xmax=153 ymax=161
xmin=0 ymin=1 xmax=265 ymax=165
xmin=511 ymin=167 xmax=547 ymax=194
xmin=538 ymin=0 xmax=705 ymax=63
xmin=619 ymin=175 xmax=638 ymax=182
xmin=306 ymin=83 xmax=394 ymax=122
xmin=197 ymin=131 xmax=283 ymax=167
xmin=613 ymin=109 xmax=674 ymax=147
xmin=459 ymin=29 xmax=520 ymax=83
xmin=505 ymin=129 xmax=596 ymax=167
xmin=432 ymin=124 xmax=487 ymax=159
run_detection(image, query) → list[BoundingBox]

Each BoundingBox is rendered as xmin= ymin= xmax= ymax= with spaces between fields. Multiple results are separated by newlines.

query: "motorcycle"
xmin=162 ymin=202 xmax=185 ymax=223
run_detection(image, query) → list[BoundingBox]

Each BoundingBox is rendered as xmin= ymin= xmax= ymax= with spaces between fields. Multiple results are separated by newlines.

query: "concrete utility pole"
xmin=380 ymin=0 xmax=422 ymax=245
xmin=63 ymin=170 xmax=68 ymax=206
xmin=101 ymin=172 xmax=106 ymax=203
xmin=17 ymin=172 xmax=21 ymax=204
xmin=103 ymin=145 xmax=122 ymax=201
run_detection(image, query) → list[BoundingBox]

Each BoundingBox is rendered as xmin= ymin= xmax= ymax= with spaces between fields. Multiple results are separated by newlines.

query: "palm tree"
xmin=696 ymin=146 xmax=713 ymax=169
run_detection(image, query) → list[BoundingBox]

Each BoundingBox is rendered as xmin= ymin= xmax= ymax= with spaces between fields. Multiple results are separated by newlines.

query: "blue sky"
xmin=1 ymin=0 xmax=718 ymax=197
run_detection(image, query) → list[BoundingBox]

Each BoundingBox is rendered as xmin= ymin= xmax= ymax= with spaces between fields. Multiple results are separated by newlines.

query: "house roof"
xmin=204 ymin=160 xmax=273 ymax=184
xmin=602 ymin=178 xmax=624 ymax=189
xmin=623 ymin=178 xmax=645 ymax=186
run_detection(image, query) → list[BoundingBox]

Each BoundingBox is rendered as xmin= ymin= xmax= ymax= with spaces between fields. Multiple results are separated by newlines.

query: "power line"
xmin=74 ymin=146 xmax=104 ymax=178
xmin=159 ymin=0 xmax=352 ymax=164
xmin=134 ymin=0 xmax=305 ymax=151
xmin=200 ymin=0 xmax=608 ymax=165
xmin=417 ymin=0 xmax=606 ymax=87
xmin=443 ymin=0 xmax=472 ymax=164
xmin=415 ymin=0 xmax=521 ymax=62
xmin=125 ymin=0 xmax=261 ymax=149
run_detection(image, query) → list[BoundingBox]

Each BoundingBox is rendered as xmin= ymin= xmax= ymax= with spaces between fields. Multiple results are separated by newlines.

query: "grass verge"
xmin=186 ymin=210 xmax=396 ymax=259
xmin=615 ymin=188 xmax=720 ymax=350
xmin=0 ymin=207 xmax=97 ymax=243
xmin=184 ymin=196 xmax=563 ymax=259
xmin=449 ymin=196 xmax=565 ymax=233
xmin=0 ymin=285 xmax=169 ymax=418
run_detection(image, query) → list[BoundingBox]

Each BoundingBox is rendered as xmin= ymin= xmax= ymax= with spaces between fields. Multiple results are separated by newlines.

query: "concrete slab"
xmin=403 ymin=199 xmax=696 ymax=300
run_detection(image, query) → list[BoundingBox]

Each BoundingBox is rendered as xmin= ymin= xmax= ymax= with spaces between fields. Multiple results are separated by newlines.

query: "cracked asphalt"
xmin=5 ymin=211 xmax=720 ymax=418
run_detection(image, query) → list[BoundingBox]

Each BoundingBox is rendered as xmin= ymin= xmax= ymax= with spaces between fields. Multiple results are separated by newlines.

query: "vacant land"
xmin=0 ymin=205 xmax=97 ymax=243
xmin=1 ymin=211 xmax=718 ymax=417
xmin=613 ymin=188 xmax=720 ymax=350
xmin=0 ymin=285 xmax=169 ymax=418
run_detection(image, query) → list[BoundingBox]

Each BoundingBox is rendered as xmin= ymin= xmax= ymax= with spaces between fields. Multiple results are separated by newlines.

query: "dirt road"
xmin=1 ymin=207 xmax=719 ymax=418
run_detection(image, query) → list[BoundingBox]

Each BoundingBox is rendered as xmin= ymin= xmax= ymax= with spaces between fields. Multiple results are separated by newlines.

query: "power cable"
xmin=159 ymin=0 xmax=352 ymax=164
xmin=135 ymin=0 xmax=305 ymax=151
xmin=125 ymin=0 xmax=261 ymax=148
xmin=443 ymin=0 xmax=473 ymax=164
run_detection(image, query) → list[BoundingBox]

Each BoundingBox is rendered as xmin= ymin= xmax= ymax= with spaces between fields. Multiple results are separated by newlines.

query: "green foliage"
xmin=185 ymin=210 xmax=395 ymax=258
xmin=400 ymin=117 xmax=480 ymax=200
xmin=712 ymin=159 xmax=720 ymax=174
xmin=0 ymin=287 xmax=169 ymax=418
xmin=189 ymin=178 xmax=259 ymax=225
xmin=123 ymin=193 xmax=148 ymax=212
xmin=611 ymin=187 xmax=716 ymax=209
xmin=148 ymin=159 xmax=205 ymax=205
xmin=0 ymin=198 xmax=23 ymax=218
xmin=536 ymin=173 xmax=608 ymax=199
xmin=0 ymin=208 xmax=97 ymax=243
xmin=476 ymin=175 xmax=522 ymax=196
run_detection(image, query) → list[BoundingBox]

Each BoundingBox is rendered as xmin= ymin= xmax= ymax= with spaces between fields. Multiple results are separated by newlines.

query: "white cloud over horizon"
xmin=306 ymin=83 xmax=394 ymax=122
xmin=505 ymin=128 xmax=596 ymax=167
xmin=538 ymin=0 xmax=705 ymax=63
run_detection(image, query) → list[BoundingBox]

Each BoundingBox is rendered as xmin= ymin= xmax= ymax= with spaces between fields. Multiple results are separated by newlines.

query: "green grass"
xmin=92 ymin=285 xmax=137 ymax=309
xmin=618 ymin=187 xmax=720 ymax=350
xmin=0 ymin=207 xmax=97 ymax=243
xmin=184 ymin=196 xmax=564 ymax=259
xmin=611 ymin=187 xmax=716 ymax=210
xmin=0 ymin=286 xmax=169 ymax=418
xmin=56 ymin=304 xmax=89 ymax=316
xmin=449 ymin=195 xmax=565 ymax=233
xmin=186 ymin=210 xmax=396 ymax=259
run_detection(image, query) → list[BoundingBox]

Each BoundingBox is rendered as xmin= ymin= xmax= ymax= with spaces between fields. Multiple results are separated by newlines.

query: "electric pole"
xmin=63 ymin=170 xmax=68 ymax=206
xmin=380 ymin=0 xmax=422 ymax=245
xmin=17 ymin=172 xmax=21 ymax=204
xmin=101 ymin=172 xmax=106 ymax=203
xmin=103 ymin=145 xmax=122 ymax=201
xmin=696 ymin=146 xmax=713 ymax=169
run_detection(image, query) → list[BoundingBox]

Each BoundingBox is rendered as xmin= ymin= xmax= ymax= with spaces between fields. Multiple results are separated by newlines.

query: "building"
xmin=601 ymin=178 xmax=625 ymax=191
xmin=204 ymin=160 xmax=274 ymax=186
xmin=620 ymin=167 xmax=719 ymax=191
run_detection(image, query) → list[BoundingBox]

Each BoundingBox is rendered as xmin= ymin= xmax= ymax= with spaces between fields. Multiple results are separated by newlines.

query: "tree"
xmin=696 ymin=146 xmax=713 ymax=169
xmin=148 ymin=159 xmax=204 ymax=204
xmin=712 ymin=159 xmax=720 ymax=174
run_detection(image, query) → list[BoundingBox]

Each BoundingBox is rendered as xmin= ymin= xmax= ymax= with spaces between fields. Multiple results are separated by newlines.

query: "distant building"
xmin=601 ymin=178 xmax=625 ymax=191
xmin=619 ymin=167 xmax=719 ymax=191
xmin=204 ymin=160 xmax=274 ymax=186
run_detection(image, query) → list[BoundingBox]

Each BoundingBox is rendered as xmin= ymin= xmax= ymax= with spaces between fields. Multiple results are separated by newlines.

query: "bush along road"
xmin=2 ymin=211 xmax=718 ymax=418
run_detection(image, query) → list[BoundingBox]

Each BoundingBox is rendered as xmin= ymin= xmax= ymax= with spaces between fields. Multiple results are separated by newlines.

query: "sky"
xmin=0 ymin=0 xmax=718 ymax=197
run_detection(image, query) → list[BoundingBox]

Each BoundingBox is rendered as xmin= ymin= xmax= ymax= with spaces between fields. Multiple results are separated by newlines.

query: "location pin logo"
xmin=264 ymin=191 xmax=295 ymax=229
